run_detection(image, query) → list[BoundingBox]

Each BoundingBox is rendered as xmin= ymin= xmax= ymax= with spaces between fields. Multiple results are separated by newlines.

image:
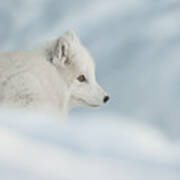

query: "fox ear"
xmin=49 ymin=30 xmax=78 ymax=67
xmin=61 ymin=29 xmax=78 ymax=42
xmin=49 ymin=38 xmax=71 ymax=67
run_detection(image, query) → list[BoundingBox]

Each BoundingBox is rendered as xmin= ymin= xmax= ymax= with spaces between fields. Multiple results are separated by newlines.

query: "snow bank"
xmin=0 ymin=109 xmax=179 ymax=180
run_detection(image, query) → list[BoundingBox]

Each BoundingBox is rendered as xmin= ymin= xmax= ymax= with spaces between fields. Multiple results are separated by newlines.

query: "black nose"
xmin=103 ymin=96 xmax=110 ymax=103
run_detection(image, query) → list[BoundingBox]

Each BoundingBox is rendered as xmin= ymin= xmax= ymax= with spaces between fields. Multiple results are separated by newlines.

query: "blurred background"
xmin=0 ymin=0 xmax=180 ymax=179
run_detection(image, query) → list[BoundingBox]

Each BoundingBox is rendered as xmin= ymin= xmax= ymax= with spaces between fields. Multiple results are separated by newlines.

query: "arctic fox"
xmin=0 ymin=30 xmax=109 ymax=115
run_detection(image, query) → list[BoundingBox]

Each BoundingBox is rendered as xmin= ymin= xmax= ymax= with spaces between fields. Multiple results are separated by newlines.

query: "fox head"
xmin=47 ymin=30 xmax=109 ymax=110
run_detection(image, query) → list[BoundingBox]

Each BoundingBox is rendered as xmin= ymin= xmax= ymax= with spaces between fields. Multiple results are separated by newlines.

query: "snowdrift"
xmin=0 ymin=109 xmax=179 ymax=180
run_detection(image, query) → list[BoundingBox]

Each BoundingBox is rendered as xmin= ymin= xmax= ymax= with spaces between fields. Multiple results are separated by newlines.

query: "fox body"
xmin=0 ymin=30 xmax=109 ymax=115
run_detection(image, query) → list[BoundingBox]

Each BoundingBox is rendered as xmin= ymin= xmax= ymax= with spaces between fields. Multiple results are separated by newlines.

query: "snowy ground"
xmin=0 ymin=109 xmax=180 ymax=180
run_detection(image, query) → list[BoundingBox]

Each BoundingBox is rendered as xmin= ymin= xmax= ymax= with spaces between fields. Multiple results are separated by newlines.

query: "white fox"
xmin=0 ymin=30 xmax=109 ymax=115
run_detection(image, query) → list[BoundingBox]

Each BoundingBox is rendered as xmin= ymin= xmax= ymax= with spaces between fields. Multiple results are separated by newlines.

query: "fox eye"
xmin=77 ymin=75 xmax=86 ymax=82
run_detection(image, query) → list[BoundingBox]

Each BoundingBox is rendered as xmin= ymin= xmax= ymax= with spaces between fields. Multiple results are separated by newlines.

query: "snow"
xmin=0 ymin=110 xmax=180 ymax=180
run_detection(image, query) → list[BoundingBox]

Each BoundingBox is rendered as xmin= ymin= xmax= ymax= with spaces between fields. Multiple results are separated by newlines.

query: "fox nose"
xmin=103 ymin=96 xmax=110 ymax=103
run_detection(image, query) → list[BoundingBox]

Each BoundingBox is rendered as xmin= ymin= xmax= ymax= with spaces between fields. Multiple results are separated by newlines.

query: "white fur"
xmin=0 ymin=30 xmax=107 ymax=115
